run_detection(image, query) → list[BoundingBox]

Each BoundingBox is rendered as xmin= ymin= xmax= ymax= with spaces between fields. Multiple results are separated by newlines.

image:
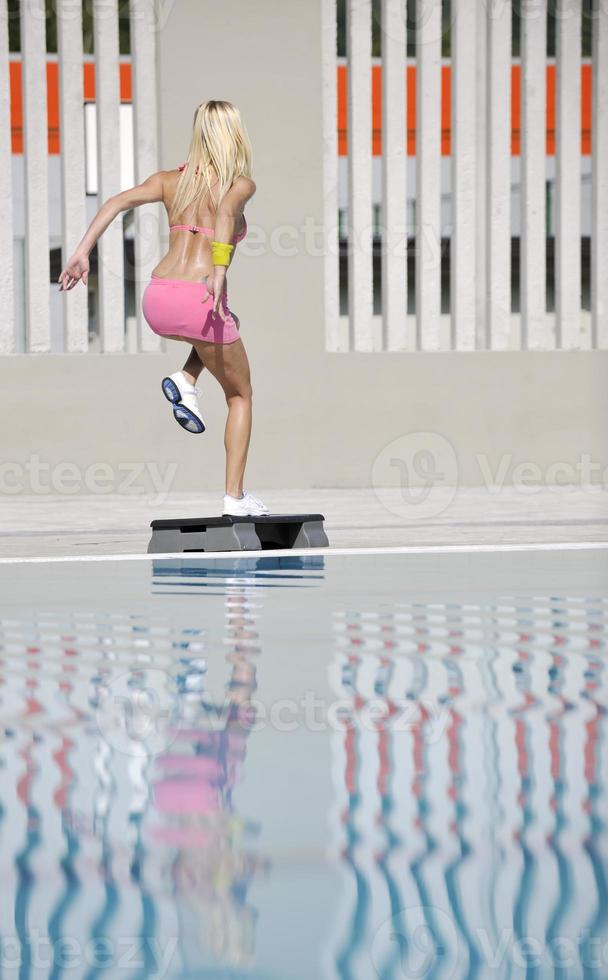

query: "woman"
xmin=57 ymin=100 xmax=268 ymax=517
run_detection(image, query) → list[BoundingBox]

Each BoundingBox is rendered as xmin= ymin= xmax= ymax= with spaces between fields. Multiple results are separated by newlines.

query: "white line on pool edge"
xmin=0 ymin=542 xmax=607 ymax=564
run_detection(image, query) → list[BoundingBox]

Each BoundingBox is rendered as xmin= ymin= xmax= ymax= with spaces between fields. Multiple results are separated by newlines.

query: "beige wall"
xmin=0 ymin=0 xmax=605 ymax=496
xmin=1 ymin=345 xmax=606 ymax=494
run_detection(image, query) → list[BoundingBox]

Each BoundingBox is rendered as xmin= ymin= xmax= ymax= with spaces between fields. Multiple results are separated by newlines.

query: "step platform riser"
xmin=147 ymin=514 xmax=328 ymax=554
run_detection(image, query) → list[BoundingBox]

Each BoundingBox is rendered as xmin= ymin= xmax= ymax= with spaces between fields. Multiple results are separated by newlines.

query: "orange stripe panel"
xmin=11 ymin=60 xmax=132 ymax=155
xmin=338 ymin=63 xmax=592 ymax=157
xmin=11 ymin=60 xmax=591 ymax=157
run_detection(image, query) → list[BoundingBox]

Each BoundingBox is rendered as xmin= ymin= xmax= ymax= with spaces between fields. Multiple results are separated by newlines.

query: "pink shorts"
xmin=141 ymin=275 xmax=241 ymax=344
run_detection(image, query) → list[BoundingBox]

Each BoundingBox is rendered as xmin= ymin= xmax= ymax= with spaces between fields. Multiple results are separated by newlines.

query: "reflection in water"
xmin=328 ymin=597 xmax=608 ymax=980
xmin=0 ymin=563 xmax=606 ymax=979
xmin=148 ymin=583 xmax=266 ymax=970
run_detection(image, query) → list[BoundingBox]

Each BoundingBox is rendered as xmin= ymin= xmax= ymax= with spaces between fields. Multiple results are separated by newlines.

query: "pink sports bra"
xmin=169 ymin=162 xmax=247 ymax=244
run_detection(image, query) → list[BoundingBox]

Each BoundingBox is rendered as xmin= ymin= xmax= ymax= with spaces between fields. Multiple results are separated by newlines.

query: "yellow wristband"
xmin=211 ymin=241 xmax=234 ymax=267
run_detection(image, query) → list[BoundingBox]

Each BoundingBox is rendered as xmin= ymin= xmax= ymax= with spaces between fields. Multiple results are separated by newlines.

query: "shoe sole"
xmin=222 ymin=510 xmax=270 ymax=517
xmin=161 ymin=377 xmax=206 ymax=434
xmin=223 ymin=504 xmax=270 ymax=517
xmin=222 ymin=512 xmax=269 ymax=517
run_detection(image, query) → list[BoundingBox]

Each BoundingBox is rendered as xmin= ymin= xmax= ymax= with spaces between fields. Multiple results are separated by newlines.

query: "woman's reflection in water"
xmin=150 ymin=589 xmax=269 ymax=969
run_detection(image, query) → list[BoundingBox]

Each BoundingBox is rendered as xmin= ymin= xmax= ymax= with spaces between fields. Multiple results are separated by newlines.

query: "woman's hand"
xmin=202 ymin=267 xmax=228 ymax=320
xmin=58 ymin=251 xmax=90 ymax=291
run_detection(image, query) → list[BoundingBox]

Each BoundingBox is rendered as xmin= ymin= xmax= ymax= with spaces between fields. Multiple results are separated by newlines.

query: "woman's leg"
xmin=180 ymin=345 xmax=204 ymax=385
xmin=191 ymin=338 xmax=252 ymax=497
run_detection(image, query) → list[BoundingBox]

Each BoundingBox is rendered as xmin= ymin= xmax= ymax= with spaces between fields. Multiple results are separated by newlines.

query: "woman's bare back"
xmin=151 ymin=167 xmax=246 ymax=282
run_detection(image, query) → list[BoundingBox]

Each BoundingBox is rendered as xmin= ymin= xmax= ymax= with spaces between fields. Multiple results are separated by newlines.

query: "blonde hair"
xmin=169 ymin=100 xmax=253 ymax=225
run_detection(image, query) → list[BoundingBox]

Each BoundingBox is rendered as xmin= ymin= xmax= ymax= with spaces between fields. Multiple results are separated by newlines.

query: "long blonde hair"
xmin=169 ymin=100 xmax=253 ymax=224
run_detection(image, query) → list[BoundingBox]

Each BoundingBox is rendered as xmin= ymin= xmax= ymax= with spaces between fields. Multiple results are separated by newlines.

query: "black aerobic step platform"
xmin=147 ymin=513 xmax=329 ymax=554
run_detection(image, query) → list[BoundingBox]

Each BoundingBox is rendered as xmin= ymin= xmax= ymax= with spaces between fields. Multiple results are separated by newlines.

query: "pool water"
xmin=0 ymin=550 xmax=606 ymax=980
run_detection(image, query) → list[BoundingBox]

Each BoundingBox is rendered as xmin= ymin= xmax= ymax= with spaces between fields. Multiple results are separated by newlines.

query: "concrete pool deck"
xmin=0 ymin=485 xmax=607 ymax=560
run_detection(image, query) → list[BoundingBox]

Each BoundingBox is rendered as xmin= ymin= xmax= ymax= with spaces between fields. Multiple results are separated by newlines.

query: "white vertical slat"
xmin=321 ymin=0 xmax=343 ymax=351
xmin=0 ymin=0 xmax=15 ymax=353
xmin=521 ymin=0 xmax=549 ymax=348
xmin=57 ymin=0 xmax=88 ymax=352
xmin=451 ymin=0 xmax=477 ymax=350
xmin=486 ymin=0 xmax=512 ymax=350
xmin=347 ymin=0 xmax=374 ymax=351
xmin=381 ymin=0 xmax=409 ymax=350
xmin=94 ymin=0 xmax=125 ymax=352
xmin=416 ymin=0 xmax=442 ymax=350
xmin=555 ymin=0 xmax=581 ymax=348
xmin=21 ymin=0 xmax=51 ymax=352
xmin=131 ymin=0 xmax=161 ymax=353
xmin=475 ymin=0 xmax=488 ymax=348
xmin=592 ymin=0 xmax=608 ymax=349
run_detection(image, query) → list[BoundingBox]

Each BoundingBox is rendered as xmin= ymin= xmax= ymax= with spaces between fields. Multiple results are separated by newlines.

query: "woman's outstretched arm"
xmin=57 ymin=172 xmax=165 ymax=291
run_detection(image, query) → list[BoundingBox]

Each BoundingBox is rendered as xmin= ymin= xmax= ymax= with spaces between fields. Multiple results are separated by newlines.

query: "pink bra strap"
xmin=169 ymin=223 xmax=213 ymax=235
xmin=169 ymin=221 xmax=247 ymax=244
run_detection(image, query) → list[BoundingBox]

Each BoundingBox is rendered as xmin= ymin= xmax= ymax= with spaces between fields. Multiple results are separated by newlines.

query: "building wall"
xmin=0 ymin=0 xmax=605 ymax=496
xmin=1 ymin=348 xmax=606 ymax=496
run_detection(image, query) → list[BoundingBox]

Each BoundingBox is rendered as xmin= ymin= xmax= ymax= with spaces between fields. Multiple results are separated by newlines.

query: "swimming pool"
xmin=0 ymin=548 xmax=606 ymax=979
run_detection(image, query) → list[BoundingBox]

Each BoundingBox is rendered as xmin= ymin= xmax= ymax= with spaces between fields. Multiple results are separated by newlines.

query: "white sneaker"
xmin=223 ymin=490 xmax=270 ymax=517
xmin=242 ymin=489 xmax=270 ymax=514
xmin=161 ymin=371 xmax=206 ymax=434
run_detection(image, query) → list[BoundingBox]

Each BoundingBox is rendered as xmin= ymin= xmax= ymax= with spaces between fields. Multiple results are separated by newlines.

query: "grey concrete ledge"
xmin=0 ymin=485 xmax=606 ymax=559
